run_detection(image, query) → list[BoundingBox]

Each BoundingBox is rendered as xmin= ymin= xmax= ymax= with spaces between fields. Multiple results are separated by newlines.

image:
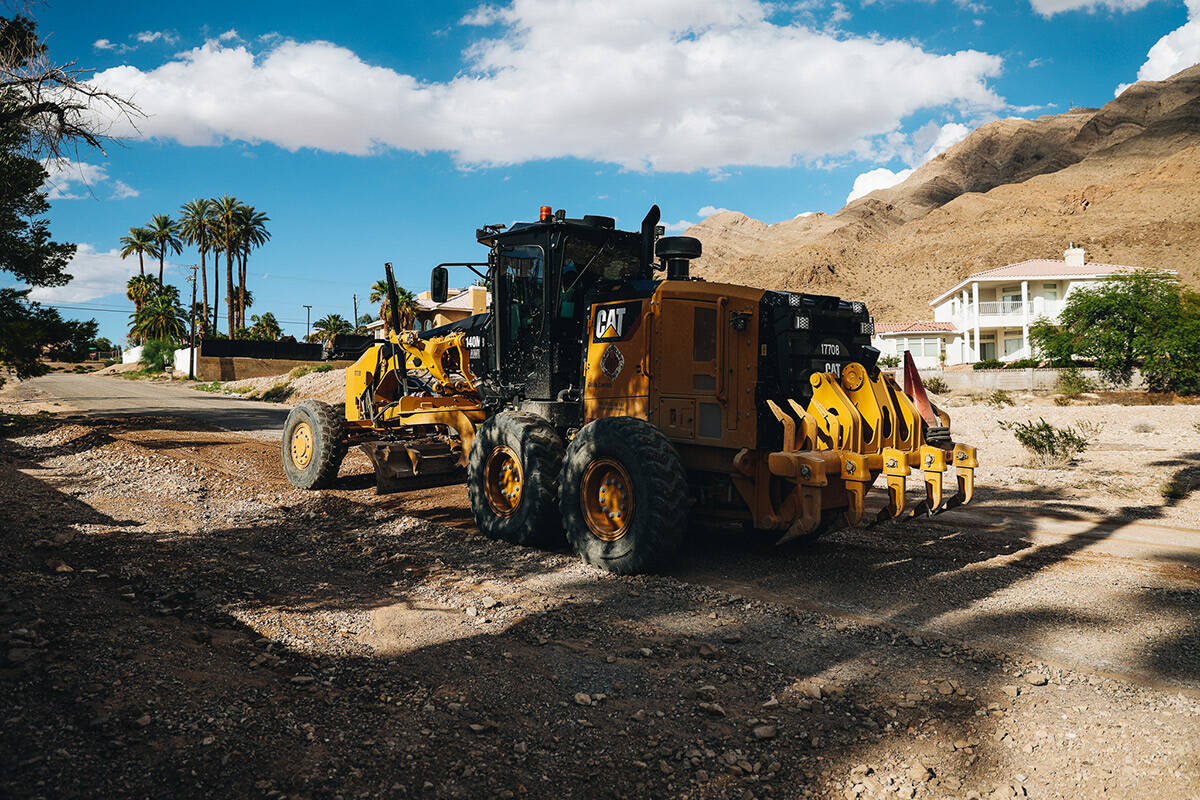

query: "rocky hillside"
xmin=689 ymin=64 xmax=1200 ymax=322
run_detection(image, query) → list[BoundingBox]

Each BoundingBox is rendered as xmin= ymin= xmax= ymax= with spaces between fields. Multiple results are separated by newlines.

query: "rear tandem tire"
xmin=281 ymin=400 xmax=348 ymax=489
xmin=467 ymin=412 xmax=565 ymax=547
xmin=559 ymin=416 xmax=688 ymax=574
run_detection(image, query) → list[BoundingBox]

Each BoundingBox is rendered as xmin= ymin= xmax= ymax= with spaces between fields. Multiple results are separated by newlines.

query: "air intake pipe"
xmin=656 ymin=236 xmax=702 ymax=280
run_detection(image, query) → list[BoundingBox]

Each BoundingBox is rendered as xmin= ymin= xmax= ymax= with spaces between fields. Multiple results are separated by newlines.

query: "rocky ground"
xmin=2 ymin=399 xmax=1199 ymax=799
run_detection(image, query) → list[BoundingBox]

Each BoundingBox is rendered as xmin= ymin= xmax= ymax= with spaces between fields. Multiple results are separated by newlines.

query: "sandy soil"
xmin=2 ymin=390 xmax=1199 ymax=799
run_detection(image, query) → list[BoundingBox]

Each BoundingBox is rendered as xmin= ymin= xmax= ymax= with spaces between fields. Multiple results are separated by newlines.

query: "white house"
xmin=872 ymin=322 xmax=957 ymax=369
xmin=873 ymin=246 xmax=1161 ymax=365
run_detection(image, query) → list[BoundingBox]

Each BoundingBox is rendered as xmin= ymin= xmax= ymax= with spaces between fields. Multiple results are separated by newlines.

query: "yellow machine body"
xmin=580 ymin=280 xmax=977 ymax=540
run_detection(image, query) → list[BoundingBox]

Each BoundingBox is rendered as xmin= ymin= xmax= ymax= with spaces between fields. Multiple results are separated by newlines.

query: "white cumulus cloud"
xmin=844 ymin=120 xmax=970 ymax=204
xmin=27 ymin=244 xmax=139 ymax=303
xmin=1120 ymin=0 xmax=1200 ymax=92
xmin=1028 ymin=0 xmax=1154 ymax=14
xmin=697 ymin=205 xmax=731 ymax=217
xmin=88 ymin=0 xmax=1004 ymax=172
xmin=845 ymin=166 xmax=914 ymax=204
xmin=41 ymin=158 xmax=137 ymax=201
xmin=42 ymin=159 xmax=109 ymax=200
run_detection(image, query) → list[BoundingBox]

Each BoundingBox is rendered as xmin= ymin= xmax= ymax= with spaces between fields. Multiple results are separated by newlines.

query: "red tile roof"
xmin=873 ymin=321 xmax=956 ymax=334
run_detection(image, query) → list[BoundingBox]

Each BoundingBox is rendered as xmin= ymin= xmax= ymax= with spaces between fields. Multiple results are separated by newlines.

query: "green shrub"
xmin=1161 ymin=467 xmax=1200 ymax=500
xmin=922 ymin=376 xmax=950 ymax=394
xmin=1005 ymin=358 xmax=1039 ymax=369
xmin=878 ymin=354 xmax=901 ymax=369
xmin=1000 ymin=418 xmax=1090 ymax=467
xmin=139 ymin=338 xmax=176 ymax=373
xmin=257 ymin=383 xmax=293 ymax=402
xmin=1055 ymin=368 xmax=1095 ymax=397
xmin=973 ymin=359 xmax=1004 ymax=371
xmin=985 ymin=389 xmax=1015 ymax=407
xmin=194 ymin=381 xmax=224 ymax=393
xmin=314 ymin=364 xmax=333 ymax=373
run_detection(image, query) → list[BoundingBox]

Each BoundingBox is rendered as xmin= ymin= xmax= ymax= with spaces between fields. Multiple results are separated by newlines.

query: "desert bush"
xmin=878 ymin=354 xmax=901 ymax=368
xmin=257 ymin=383 xmax=293 ymax=402
xmin=923 ymin=376 xmax=949 ymax=394
xmin=314 ymin=364 xmax=333 ymax=373
xmin=290 ymin=365 xmax=315 ymax=378
xmin=1161 ymin=468 xmax=1200 ymax=500
xmin=985 ymin=389 xmax=1015 ymax=407
xmin=139 ymin=338 xmax=176 ymax=373
xmin=1055 ymin=368 xmax=1095 ymax=397
xmin=973 ymin=359 xmax=1004 ymax=371
xmin=1075 ymin=420 xmax=1104 ymax=439
xmin=1000 ymin=418 xmax=1090 ymax=467
xmin=1053 ymin=395 xmax=1071 ymax=406
xmin=1005 ymin=358 xmax=1039 ymax=369
xmin=1131 ymin=422 xmax=1154 ymax=433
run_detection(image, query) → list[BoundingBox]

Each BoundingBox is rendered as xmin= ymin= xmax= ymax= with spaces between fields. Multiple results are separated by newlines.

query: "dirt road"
xmin=2 ymin=379 xmax=1199 ymax=798
xmin=11 ymin=373 xmax=287 ymax=434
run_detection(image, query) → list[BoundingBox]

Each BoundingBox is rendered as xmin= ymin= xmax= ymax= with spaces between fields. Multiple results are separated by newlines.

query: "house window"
xmin=902 ymin=336 xmax=941 ymax=357
xmin=1004 ymin=332 xmax=1024 ymax=357
xmin=1043 ymin=282 xmax=1058 ymax=300
xmin=978 ymin=333 xmax=996 ymax=362
xmin=1001 ymin=286 xmax=1022 ymax=313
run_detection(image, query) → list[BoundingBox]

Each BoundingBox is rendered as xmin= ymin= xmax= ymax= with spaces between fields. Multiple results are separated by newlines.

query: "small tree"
xmin=1029 ymin=271 xmax=1200 ymax=390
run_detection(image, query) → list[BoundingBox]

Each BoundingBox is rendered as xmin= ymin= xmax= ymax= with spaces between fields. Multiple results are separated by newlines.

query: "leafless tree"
xmin=0 ymin=12 xmax=142 ymax=159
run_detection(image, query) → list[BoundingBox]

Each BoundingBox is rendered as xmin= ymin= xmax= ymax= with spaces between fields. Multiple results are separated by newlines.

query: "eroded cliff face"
xmin=689 ymin=64 xmax=1200 ymax=322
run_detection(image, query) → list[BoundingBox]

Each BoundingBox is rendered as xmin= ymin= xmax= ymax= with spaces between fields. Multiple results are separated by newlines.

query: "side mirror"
xmin=430 ymin=266 xmax=449 ymax=303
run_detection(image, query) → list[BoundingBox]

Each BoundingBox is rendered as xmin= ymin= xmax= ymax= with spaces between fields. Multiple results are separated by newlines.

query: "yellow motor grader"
xmin=282 ymin=205 xmax=977 ymax=574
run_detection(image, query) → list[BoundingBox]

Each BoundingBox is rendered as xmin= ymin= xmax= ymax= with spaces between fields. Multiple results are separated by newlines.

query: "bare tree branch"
xmin=1 ymin=22 xmax=144 ymax=159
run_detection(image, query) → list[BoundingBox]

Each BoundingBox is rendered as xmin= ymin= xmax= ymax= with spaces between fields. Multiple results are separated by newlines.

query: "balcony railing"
xmin=955 ymin=299 xmax=1064 ymax=321
xmin=977 ymin=300 xmax=1025 ymax=316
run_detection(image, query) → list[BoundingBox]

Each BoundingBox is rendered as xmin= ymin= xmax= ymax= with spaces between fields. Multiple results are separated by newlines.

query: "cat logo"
xmin=591 ymin=300 xmax=642 ymax=343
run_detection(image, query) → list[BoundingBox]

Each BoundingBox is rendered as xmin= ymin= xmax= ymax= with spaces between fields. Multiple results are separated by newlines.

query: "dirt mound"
xmin=215 ymin=367 xmax=346 ymax=405
xmin=690 ymin=64 xmax=1200 ymax=321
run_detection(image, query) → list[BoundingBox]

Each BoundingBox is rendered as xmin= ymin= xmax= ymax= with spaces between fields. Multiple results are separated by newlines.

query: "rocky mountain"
xmin=689 ymin=63 xmax=1200 ymax=322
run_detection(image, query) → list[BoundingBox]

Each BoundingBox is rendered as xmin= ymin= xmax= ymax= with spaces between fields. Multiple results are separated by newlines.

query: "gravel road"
xmin=13 ymin=373 xmax=288 ymax=434
xmin=2 ymin=379 xmax=1199 ymax=799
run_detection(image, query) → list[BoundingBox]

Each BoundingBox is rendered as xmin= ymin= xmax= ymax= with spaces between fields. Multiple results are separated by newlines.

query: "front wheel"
xmin=559 ymin=417 xmax=688 ymax=574
xmin=282 ymin=400 xmax=347 ymax=489
xmin=467 ymin=412 xmax=564 ymax=546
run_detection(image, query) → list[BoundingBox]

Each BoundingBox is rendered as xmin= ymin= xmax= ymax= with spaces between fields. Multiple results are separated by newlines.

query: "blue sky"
xmin=17 ymin=0 xmax=1200 ymax=342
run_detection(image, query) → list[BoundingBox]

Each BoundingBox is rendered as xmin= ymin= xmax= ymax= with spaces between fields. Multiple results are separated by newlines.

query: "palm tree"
xmin=125 ymin=274 xmax=159 ymax=309
xmin=146 ymin=214 xmax=182 ymax=283
xmin=213 ymin=195 xmax=241 ymax=337
xmin=119 ymin=227 xmax=159 ymax=277
xmin=130 ymin=291 xmax=186 ymax=343
xmin=179 ymin=199 xmax=217 ymax=330
xmin=234 ymin=204 xmax=270 ymax=329
xmin=248 ymin=312 xmax=282 ymax=341
xmin=369 ymin=279 xmax=421 ymax=332
xmin=309 ymin=313 xmax=352 ymax=344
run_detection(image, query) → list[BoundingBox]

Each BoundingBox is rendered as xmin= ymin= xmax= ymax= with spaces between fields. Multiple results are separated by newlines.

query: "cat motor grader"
xmin=281 ymin=205 xmax=978 ymax=574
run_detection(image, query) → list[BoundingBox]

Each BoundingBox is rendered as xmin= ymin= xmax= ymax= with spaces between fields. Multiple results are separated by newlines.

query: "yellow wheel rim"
xmin=483 ymin=445 xmax=523 ymax=517
xmin=290 ymin=421 xmax=314 ymax=469
xmin=580 ymin=458 xmax=634 ymax=542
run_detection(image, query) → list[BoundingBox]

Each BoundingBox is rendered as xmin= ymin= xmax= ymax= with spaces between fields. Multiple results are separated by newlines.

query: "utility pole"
xmin=352 ymin=293 xmax=359 ymax=332
xmin=186 ymin=265 xmax=198 ymax=380
xmin=303 ymin=304 xmax=313 ymax=340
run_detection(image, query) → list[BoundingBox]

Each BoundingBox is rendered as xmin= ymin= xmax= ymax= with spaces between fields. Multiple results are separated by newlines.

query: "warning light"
xmin=539 ymin=205 xmax=553 ymax=221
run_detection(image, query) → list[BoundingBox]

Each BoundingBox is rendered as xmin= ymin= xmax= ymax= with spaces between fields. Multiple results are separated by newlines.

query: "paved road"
xmin=18 ymin=374 xmax=289 ymax=434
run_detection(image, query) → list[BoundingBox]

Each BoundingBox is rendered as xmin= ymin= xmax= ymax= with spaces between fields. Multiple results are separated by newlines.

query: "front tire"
xmin=282 ymin=400 xmax=347 ymax=489
xmin=467 ymin=412 xmax=564 ymax=546
xmin=559 ymin=417 xmax=688 ymax=574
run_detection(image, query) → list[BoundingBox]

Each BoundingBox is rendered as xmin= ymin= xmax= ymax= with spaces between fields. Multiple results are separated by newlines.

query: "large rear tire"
xmin=282 ymin=400 xmax=347 ymax=489
xmin=468 ymin=412 xmax=564 ymax=546
xmin=559 ymin=417 xmax=688 ymax=574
